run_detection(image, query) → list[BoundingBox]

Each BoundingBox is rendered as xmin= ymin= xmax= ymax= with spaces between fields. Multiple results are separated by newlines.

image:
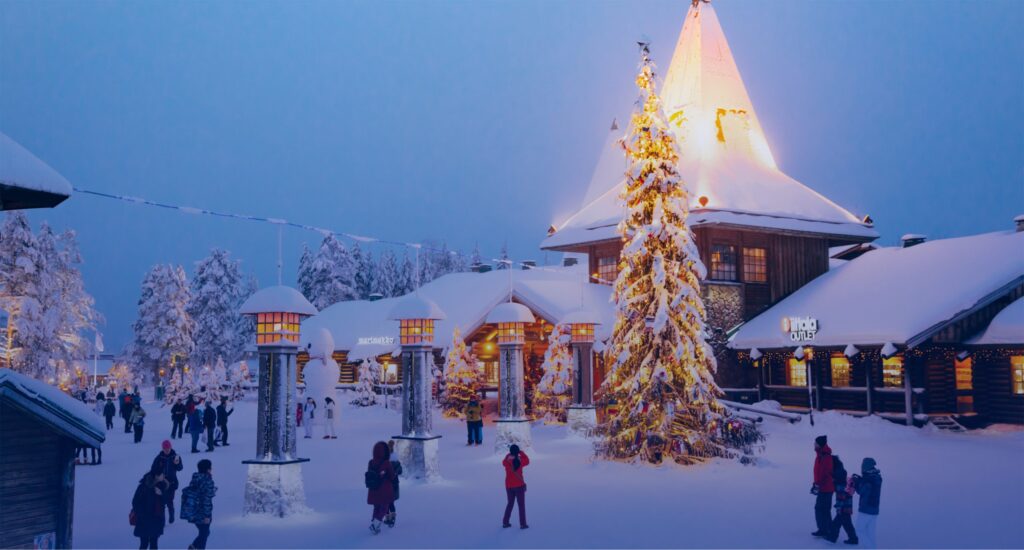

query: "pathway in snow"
xmin=74 ymin=396 xmax=1024 ymax=548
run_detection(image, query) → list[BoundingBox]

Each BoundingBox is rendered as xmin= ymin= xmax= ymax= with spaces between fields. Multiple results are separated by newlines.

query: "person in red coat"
xmin=366 ymin=441 xmax=396 ymax=535
xmin=502 ymin=444 xmax=530 ymax=529
xmin=811 ymin=435 xmax=835 ymax=537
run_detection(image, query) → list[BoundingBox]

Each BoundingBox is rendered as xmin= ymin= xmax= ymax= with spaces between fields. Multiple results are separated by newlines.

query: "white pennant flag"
xmin=94 ymin=332 xmax=104 ymax=353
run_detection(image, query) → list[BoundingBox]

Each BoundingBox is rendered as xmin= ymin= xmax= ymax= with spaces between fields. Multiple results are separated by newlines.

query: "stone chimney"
xmin=900 ymin=234 xmax=927 ymax=248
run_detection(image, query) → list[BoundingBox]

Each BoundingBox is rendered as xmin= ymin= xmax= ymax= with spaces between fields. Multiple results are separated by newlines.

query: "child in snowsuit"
xmin=323 ymin=397 xmax=338 ymax=439
xmin=366 ymin=441 xmax=396 ymax=534
xmin=385 ymin=440 xmax=402 ymax=527
xmin=826 ymin=455 xmax=858 ymax=544
xmin=502 ymin=444 xmax=530 ymax=529
xmin=303 ymin=398 xmax=316 ymax=439
xmin=852 ymin=457 xmax=882 ymax=549
xmin=181 ymin=459 xmax=217 ymax=550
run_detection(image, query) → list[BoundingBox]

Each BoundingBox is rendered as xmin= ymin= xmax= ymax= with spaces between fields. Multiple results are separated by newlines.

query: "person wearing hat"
xmin=152 ymin=440 xmax=184 ymax=523
xmin=852 ymin=457 xmax=883 ymax=549
xmin=811 ymin=435 xmax=835 ymax=537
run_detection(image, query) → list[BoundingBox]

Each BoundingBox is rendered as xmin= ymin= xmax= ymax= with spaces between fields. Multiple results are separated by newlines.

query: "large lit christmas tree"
xmin=440 ymin=328 xmax=479 ymax=418
xmin=596 ymin=43 xmax=761 ymax=465
xmin=533 ymin=324 xmax=573 ymax=423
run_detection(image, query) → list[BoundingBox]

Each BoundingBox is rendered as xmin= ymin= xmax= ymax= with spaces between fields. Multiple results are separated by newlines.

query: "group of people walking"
xmin=130 ymin=440 xmax=218 ymax=550
xmin=811 ymin=435 xmax=883 ymax=548
xmin=298 ymin=396 xmax=338 ymax=439
xmin=169 ymin=395 xmax=233 ymax=453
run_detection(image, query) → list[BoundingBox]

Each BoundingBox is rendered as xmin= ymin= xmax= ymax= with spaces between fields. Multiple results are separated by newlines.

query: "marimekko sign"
xmin=357 ymin=336 xmax=395 ymax=346
xmin=781 ymin=316 xmax=818 ymax=342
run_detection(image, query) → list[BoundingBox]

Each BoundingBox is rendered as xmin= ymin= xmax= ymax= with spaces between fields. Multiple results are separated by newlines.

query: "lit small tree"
xmin=352 ymin=358 xmax=379 ymax=406
xmin=440 ymin=328 xmax=479 ymax=418
xmin=596 ymin=43 xmax=761 ymax=464
xmin=228 ymin=360 xmax=250 ymax=400
xmin=533 ymin=324 xmax=573 ymax=423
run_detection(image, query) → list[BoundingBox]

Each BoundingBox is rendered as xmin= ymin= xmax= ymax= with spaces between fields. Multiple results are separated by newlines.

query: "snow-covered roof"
xmin=729 ymin=230 xmax=1024 ymax=350
xmin=542 ymin=2 xmax=875 ymax=251
xmin=0 ymin=131 xmax=72 ymax=209
xmin=302 ymin=267 xmax=615 ymax=361
xmin=560 ymin=308 xmax=604 ymax=326
xmin=387 ymin=294 xmax=447 ymax=321
xmin=0 ymin=368 xmax=105 ymax=447
xmin=240 ymin=285 xmax=318 ymax=316
xmin=967 ymin=297 xmax=1024 ymax=346
xmin=486 ymin=302 xmax=536 ymax=324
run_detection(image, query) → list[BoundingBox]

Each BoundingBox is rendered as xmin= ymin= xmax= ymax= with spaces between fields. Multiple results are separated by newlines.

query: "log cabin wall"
xmin=0 ymin=404 xmax=72 ymax=549
xmin=972 ymin=349 xmax=1024 ymax=423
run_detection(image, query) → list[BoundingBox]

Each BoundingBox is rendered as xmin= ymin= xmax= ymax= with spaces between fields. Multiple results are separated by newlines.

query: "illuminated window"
xmin=954 ymin=357 xmax=973 ymax=390
xmin=1012 ymin=356 xmax=1024 ymax=395
xmin=497 ymin=322 xmax=525 ymax=344
xmin=597 ymin=257 xmax=617 ymax=285
xmin=882 ymin=356 xmax=904 ymax=388
xmin=570 ymin=323 xmax=595 ymax=343
xmin=256 ymin=312 xmax=300 ymax=344
xmin=710 ymin=244 xmax=737 ymax=281
xmin=787 ymin=358 xmax=807 ymax=387
xmin=742 ymin=247 xmax=768 ymax=283
xmin=830 ymin=355 xmax=851 ymax=387
xmin=399 ymin=319 xmax=434 ymax=345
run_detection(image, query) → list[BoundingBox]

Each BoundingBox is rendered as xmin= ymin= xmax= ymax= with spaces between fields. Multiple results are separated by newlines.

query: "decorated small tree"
xmin=164 ymin=368 xmax=184 ymax=404
xmin=440 ymin=328 xmax=479 ymax=418
xmin=533 ymin=324 xmax=573 ymax=423
xmin=352 ymin=358 xmax=379 ymax=406
xmin=596 ymin=44 xmax=761 ymax=465
xmin=107 ymin=363 xmax=136 ymax=392
xmin=228 ymin=360 xmax=250 ymax=400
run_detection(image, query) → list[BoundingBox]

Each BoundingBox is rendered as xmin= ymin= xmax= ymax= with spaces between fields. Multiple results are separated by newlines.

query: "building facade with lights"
xmin=728 ymin=227 xmax=1024 ymax=426
xmin=541 ymin=2 xmax=877 ymax=386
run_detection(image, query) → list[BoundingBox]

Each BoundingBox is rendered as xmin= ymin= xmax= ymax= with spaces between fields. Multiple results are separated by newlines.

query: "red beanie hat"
xmin=161 ymin=440 xmax=172 ymax=451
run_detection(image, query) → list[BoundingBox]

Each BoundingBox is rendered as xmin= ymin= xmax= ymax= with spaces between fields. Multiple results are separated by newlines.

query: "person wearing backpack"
xmin=131 ymin=462 xmax=169 ymax=549
xmin=365 ymin=441 xmax=396 ymax=534
xmin=811 ymin=435 xmax=834 ymax=538
xmin=180 ymin=459 xmax=217 ymax=550
xmin=826 ymin=455 xmax=858 ymax=545
xmin=103 ymin=399 xmax=117 ymax=430
xmin=130 ymin=403 xmax=147 ymax=444
xmin=152 ymin=440 xmax=184 ymax=523
xmin=385 ymin=440 xmax=403 ymax=528
xmin=502 ymin=444 xmax=530 ymax=529
xmin=852 ymin=457 xmax=882 ymax=549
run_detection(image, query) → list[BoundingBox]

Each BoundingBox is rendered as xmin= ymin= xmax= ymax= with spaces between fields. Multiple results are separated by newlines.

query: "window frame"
xmin=709 ymin=243 xmax=738 ymax=282
xmin=741 ymin=246 xmax=768 ymax=284
xmin=1011 ymin=356 xmax=1024 ymax=395
xmin=787 ymin=357 xmax=808 ymax=387
xmin=882 ymin=355 xmax=904 ymax=388
xmin=830 ymin=354 xmax=851 ymax=388
xmin=596 ymin=256 xmax=617 ymax=285
xmin=954 ymin=357 xmax=973 ymax=391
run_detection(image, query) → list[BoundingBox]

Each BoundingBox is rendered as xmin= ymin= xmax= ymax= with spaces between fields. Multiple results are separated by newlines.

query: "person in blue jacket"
xmin=851 ymin=457 xmax=882 ymax=549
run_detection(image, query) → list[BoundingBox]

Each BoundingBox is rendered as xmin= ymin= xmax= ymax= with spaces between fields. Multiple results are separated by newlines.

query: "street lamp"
xmin=562 ymin=309 xmax=601 ymax=435
xmin=486 ymin=302 xmax=535 ymax=451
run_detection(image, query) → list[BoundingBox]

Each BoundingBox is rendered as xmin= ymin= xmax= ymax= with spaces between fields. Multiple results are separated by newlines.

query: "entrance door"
xmin=954 ymin=357 xmax=974 ymax=414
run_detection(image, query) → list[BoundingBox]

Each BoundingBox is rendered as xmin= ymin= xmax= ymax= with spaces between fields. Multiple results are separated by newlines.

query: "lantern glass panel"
xmin=570 ymin=323 xmax=595 ymax=343
xmin=255 ymin=312 xmax=301 ymax=344
xmin=497 ymin=322 xmax=525 ymax=344
xmin=400 ymin=319 xmax=434 ymax=345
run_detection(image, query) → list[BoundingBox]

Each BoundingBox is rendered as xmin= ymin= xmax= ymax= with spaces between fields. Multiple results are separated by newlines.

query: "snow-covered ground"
xmin=75 ymin=394 xmax=1024 ymax=549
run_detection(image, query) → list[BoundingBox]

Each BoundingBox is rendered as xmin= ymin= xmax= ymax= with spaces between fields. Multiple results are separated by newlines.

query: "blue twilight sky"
xmin=1 ymin=0 xmax=1022 ymax=351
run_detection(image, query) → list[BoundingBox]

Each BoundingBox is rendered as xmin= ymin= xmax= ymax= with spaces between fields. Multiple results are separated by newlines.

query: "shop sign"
xmin=357 ymin=336 xmax=395 ymax=346
xmin=781 ymin=316 xmax=818 ymax=342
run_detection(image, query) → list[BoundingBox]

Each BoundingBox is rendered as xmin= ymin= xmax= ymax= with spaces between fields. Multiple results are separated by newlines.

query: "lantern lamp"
xmin=485 ymin=302 xmax=535 ymax=451
xmin=240 ymin=285 xmax=318 ymax=346
xmin=486 ymin=302 xmax=535 ymax=345
xmin=388 ymin=294 xmax=446 ymax=346
xmin=561 ymin=309 xmax=602 ymax=434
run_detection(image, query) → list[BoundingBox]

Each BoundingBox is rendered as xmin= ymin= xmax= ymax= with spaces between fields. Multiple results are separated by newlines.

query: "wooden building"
xmin=728 ymin=228 xmax=1024 ymax=426
xmin=0 ymin=368 xmax=105 ymax=549
xmin=540 ymin=1 xmax=877 ymax=385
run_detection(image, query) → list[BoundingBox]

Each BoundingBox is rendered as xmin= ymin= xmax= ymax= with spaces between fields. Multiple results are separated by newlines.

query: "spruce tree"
xmin=373 ymin=249 xmax=400 ymax=298
xmin=596 ymin=44 xmax=760 ymax=464
xmin=189 ymin=249 xmax=247 ymax=368
xmin=440 ymin=328 xmax=479 ymax=418
xmin=352 ymin=243 xmax=375 ymax=299
xmin=533 ymin=324 xmax=573 ymax=423
xmin=352 ymin=358 xmax=380 ymax=406
xmin=305 ymin=235 xmax=358 ymax=310
xmin=130 ymin=265 xmax=194 ymax=381
xmin=397 ymin=251 xmax=416 ymax=295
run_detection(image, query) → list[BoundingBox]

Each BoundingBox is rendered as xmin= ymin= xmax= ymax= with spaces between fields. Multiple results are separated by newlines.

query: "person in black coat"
xmin=151 ymin=440 xmax=184 ymax=523
xmin=103 ymin=399 xmax=117 ymax=430
xmin=131 ymin=463 xmax=169 ymax=550
xmin=215 ymin=399 xmax=233 ymax=446
xmin=202 ymin=402 xmax=217 ymax=452
xmin=170 ymin=400 xmax=186 ymax=440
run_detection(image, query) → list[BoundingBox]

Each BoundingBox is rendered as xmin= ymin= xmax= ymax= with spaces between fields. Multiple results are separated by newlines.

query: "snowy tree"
xmin=373 ymin=249 xmax=401 ymax=298
xmin=188 ymin=249 xmax=248 ymax=368
xmin=228 ymin=360 xmax=251 ymax=400
xmin=351 ymin=358 xmax=380 ymax=406
xmin=197 ymin=358 xmax=228 ymax=403
xmin=164 ymin=367 xmax=198 ymax=404
xmin=533 ymin=324 xmax=573 ymax=423
xmin=396 ymin=251 xmax=416 ymax=295
xmin=107 ymin=363 xmax=137 ymax=392
xmin=440 ymin=328 xmax=479 ymax=418
xmin=130 ymin=264 xmax=194 ymax=381
xmin=495 ymin=241 xmax=510 ymax=269
xmin=470 ymin=243 xmax=483 ymax=269
xmin=352 ymin=243 xmax=375 ymax=299
xmin=596 ymin=44 xmax=760 ymax=464
xmin=232 ymin=275 xmax=258 ymax=357
xmin=299 ymin=235 xmax=358 ymax=310
xmin=297 ymin=244 xmax=314 ymax=299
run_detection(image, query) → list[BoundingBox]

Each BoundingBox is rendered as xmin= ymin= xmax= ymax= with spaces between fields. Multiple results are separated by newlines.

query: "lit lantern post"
xmin=388 ymin=294 xmax=446 ymax=481
xmin=238 ymin=285 xmax=318 ymax=517
xmin=486 ymin=302 xmax=535 ymax=452
xmin=562 ymin=309 xmax=600 ymax=436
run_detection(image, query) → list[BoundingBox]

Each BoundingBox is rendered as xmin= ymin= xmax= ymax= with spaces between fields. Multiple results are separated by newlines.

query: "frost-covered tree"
xmin=373 ymin=249 xmax=401 ymax=298
xmin=352 ymin=243 xmax=375 ymax=300
xmin=470 ymin=243 xmax=483 ymax=269
xmin=233 ymin=275 xmax=258 ymax=356
xmin=228 ymin=360 xmax=250 ymax=400
xmin=495 ymin=241 xmax=510 ymax=269
xmin=300 ymin=235 xmax=358 ymax=310
xmin=352 ymin=358 xmax=379 ymax=406
xmin=196 ymin=358 xmax=228 ymax=403
xmin=596 ymin=44 xmax=760 ymax=464
xmin=107 ymin=363 xmax=137 ymax=392
xmin=188 ymin=249 xmax=248 ymax=368
xmin=130 ymin=264 xmax=194 ymax=381
xmin=297 ymin=244 xmax=314 ymax=300
xmin=440 ymin=328 xmax=479 ymax=418
xmin=164 ymin=367 xmax=198 ymax=405
xmin=396 ymin=251 xmax=416 ymax=295
xmin=533 ymin=324 xmax=573 ymax=423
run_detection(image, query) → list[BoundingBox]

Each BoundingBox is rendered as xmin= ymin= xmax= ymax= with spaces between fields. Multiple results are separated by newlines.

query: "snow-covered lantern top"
xmin=388 ymin=294 xmax=446 ymax=346
xmin=486 ymin=302 xmax=535 ymax=345
xmin=561 ymin=309 xmax=601 ymax=344
xmin=239 ymin=285 xmax=318 ymax=346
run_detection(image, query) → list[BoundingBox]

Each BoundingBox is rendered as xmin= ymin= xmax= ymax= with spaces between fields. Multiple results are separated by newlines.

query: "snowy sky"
xmin=1 ymin=0 xmax=1021 ymax=352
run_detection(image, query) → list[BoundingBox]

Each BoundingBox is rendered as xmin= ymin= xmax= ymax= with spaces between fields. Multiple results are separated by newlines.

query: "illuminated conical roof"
xmin=544 ymin=2 xmax=877 ymax=250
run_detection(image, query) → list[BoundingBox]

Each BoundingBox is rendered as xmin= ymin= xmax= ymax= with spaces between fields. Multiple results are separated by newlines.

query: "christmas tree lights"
xmin=440 ymin=328 xmax=480 ymax=418
xmin=533 ymin=324 xmax=573 ymax=423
